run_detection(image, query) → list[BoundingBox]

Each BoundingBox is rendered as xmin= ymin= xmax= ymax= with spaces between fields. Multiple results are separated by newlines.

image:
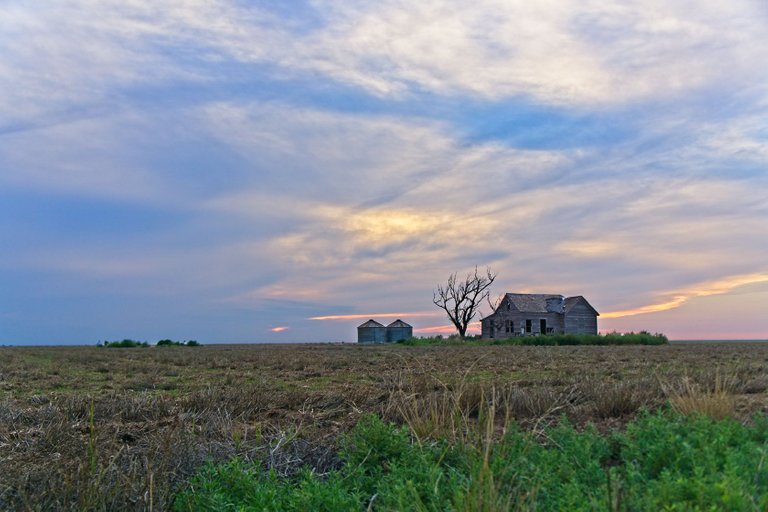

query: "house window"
xmin=525 ymin=319 xmax=532 ymax=333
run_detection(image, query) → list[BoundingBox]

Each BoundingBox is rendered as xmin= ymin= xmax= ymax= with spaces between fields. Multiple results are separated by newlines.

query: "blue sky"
xmin=1 ymin=0 xmax=767 ymax=344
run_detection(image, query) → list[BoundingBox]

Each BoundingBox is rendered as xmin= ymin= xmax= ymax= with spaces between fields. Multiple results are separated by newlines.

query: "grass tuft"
xmin=664 ymin=370 xmax=737 ymax=420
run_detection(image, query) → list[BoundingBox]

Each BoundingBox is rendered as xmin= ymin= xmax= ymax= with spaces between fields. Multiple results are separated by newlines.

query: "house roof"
xmin=482 ymin=293 xmax=599 ymax=319
xmin=387 ymin=319 xmax=412 ymax=328
xmin=358 ymin=319 xmax=385 ymax=328
xmin=564 ymin=296 xmax=600 ymax=316
xmin=505 ymin=293 xmax=565 ymax=313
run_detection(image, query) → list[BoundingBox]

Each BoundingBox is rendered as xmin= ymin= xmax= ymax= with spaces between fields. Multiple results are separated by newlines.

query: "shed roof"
xmin=358 ymin=319 xmax=385 ymax=328
xmin=386 ymin=319 xmax=412 ymax=328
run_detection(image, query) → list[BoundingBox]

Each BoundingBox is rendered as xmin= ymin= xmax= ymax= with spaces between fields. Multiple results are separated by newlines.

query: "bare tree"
xmin=486 ymin=292 xmax=504 ymax=313
xmin=433 ymin=266 xmax=497 ymax=338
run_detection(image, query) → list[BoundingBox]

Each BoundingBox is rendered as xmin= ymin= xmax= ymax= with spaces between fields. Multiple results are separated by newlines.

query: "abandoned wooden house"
xmin=480 ymin=294 xmax=599 ymax=339
xmin=357 ymin=319 xmax=413 ymax=344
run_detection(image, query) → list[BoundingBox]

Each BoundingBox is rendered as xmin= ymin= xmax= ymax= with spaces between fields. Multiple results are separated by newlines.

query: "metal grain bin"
xmin=386 ymin=319 xmax=413 ymax=342
xmin=357 ymin=319 xmax=386 ymax=343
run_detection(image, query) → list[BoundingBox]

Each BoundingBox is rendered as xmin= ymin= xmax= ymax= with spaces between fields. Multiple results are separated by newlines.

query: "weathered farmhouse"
xmin=480 ymin=294 xmax=598 ymax=339
xmin=357 ymin=319 xmax=413 ymax=344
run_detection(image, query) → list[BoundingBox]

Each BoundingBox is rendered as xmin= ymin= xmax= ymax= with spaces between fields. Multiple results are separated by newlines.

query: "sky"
xmin=1 ymin=1 xmax=767 ymax=344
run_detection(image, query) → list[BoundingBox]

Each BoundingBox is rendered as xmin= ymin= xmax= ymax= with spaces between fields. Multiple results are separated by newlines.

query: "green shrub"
xmin=157 ymin=339 xmax=201 ymax=347
xmin=619 ymin=412 xmax=768 ymax=510
xmin=98 ymin=339 xmax=149 ymax=348
xmin=175 ymin=411 xmax=768 ymax=511
xmin=399 ymin=332 xmax=667 ymax=347
xmin=399 ymin=335 xmax=467 ymax=346
xmin=173 ymin=462 xmax=360 ymax=511
xmin=492 ymin=331 xmax=668 ymax=346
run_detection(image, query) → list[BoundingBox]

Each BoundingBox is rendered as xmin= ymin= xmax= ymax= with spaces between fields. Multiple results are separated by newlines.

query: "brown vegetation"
xmin=1 ymin=342 xmax=767 ymax=510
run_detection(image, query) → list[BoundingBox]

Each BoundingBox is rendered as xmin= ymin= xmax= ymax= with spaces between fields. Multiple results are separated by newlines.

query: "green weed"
xmin=175 ymin=411 xmax=768 ymax=511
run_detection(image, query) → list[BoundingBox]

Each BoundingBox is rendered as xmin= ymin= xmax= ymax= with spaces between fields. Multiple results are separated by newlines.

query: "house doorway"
xmin=540 ymin=319 xmax=547 ymax=335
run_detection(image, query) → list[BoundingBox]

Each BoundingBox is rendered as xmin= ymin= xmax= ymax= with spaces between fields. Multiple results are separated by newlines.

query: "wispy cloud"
xmin=416 ymin=322 xmax=481 ymax=335
xmin=231 ymin=1 xmax=768 ymax=104
xmin=310 ymin=312 xmax=441 ymax=321
xmin=6 ymin=0 xmax=765 ymax=132
xmin=603 ymin=272 xmax=768 ymax=318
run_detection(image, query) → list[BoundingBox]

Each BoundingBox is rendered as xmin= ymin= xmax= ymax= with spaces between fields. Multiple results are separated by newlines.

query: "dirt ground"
xmin=1 ymin=343 xmax=767 ymax=510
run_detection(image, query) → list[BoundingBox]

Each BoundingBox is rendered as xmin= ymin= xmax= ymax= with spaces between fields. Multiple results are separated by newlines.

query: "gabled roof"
xmin=505 ymin=293 xmax=564 ymax=313
xmin=564 ymin=296 xmax=600 ymax=316
xmin=358 ymin=319 xmax=385 ymax=328
xmin=387 ymin=319 xmax=412 ymax=328
xmin=482 ymin=293 xmax=599 ymax=319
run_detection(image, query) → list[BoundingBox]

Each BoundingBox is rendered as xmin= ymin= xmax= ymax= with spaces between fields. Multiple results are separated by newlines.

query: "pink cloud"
xmin=310 ymin=311 xmax=441 ymax=321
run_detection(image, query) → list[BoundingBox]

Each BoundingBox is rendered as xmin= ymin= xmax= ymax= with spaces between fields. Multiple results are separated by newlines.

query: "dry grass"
xmin=664 ymin=370 xmax=738 ymax=420
xmin=1 ymin=342 xmax=767 ymax=509
xmin=586 ymin=378 xmax=663 ymax=419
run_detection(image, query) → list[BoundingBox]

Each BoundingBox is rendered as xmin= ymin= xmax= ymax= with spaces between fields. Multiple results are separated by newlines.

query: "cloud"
xmin=197 ymin=102 xmax=593 ymax=316
xmin=416 ymin=322 xmax=481 ymax=335
xmin=698 ymin=114 xmax=768 ymax=163
xmin=270 ymin=0 xmax=768 ymax=104
xmin=190 ymin=98 xmax=768 ymax=333
xmin=5 ymin=0 xmax=765 ymax=134
xmin=0 ymin=1 xmax=298 ymax=123
xmin=0 ymin=110 xmax=171 ymax=200
xmin=603 ymin=272 xmax=768 ymax=318
xmin=4 ymin=92 xmax=766 ymax=339
xmin=310 ymin=312 xmax=441 ymax=321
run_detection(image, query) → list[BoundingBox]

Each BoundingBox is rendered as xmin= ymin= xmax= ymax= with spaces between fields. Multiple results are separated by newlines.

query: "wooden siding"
xmin=481 ymin=311 xmax=565 ymax=338
xmin=563 ymin=302 xmax=598 ymax=335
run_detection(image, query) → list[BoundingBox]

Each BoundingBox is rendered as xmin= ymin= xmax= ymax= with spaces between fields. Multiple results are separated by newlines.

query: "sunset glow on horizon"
xmin=310 ymin=312 xmax=442 ymax=321
xmin=602 ymin=272 xmax=768 ymax=319
xmin=1 ymin=1 xmax=766 ymax=344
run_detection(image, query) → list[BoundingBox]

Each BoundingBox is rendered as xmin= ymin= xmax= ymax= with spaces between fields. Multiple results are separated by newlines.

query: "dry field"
xmin=1 ymin=342 xmax=767 ymax=510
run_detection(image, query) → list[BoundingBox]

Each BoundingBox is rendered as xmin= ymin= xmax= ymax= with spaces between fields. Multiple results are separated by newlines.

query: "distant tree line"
xmin=156 ymin=339 xmax=200 ymax=347
xmin=97 ymin=339 xmax=201 ymax=348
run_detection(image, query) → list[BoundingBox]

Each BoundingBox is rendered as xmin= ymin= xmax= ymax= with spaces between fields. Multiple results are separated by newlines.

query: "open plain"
xmin=2 ymin=342 xmax=767 ymax=510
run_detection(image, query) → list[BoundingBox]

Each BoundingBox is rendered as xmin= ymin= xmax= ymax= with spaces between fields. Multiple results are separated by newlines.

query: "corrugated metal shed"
xmin=386 ymin=319 xmax=412 ymax=342
xmin=357 ymin=319 xmax=386 ymax=343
